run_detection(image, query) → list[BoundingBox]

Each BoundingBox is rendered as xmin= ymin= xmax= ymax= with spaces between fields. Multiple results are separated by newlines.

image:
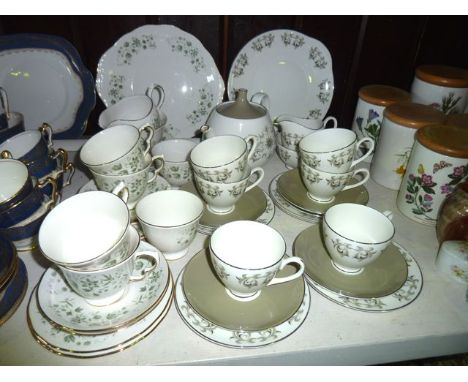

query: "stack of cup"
xmin=38 ymin=191 xmax=161 ymax=306
xmin=0 ymin=123 xmax=75 ymax=198
xmin=0 ymin=158 xmax=58 ymax=251
xmin=80 ymin=124 xmax=165 ymax=209
xmin=190 ymin=135 xmax=264 ymax=215
xmin=298 ymin=128 xmax=374 ymax=203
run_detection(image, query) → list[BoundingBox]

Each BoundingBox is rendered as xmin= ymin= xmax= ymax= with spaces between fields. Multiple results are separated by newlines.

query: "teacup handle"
xmin=350 ymin=137 xmax=375 ymax=168
xmin=245 ymin=135 xmax=258 ymax=163
xmin=323 ymin=116 xmax=338 ymax=129
xmin=37 ymin=177 xmax=59 ymax=211
xmin=145 ymin=83 xmax=165 ymax=109
xmin=50 ymin=148 xmax=68 ymax=172
xmin=250 ymin=92 xmax=270 ymax=111
xmin=129 ymin=250 xmax=160 ymax=282
xmin=112 ymin=181 xmax=129 ymax=204
xmin=138 ymin=124 xmax=154 ymax=156
xmin=245 ymin=167 xmax=265 ymax=193
xmin=38 ymin=122 xmax=54 ymax=150
xmin=267 ymin=256 xmax=305 ymax=287
xmin=147 ymin=155 xmax=165 ymax=184
xmin=342 ymin=168 xmax=370 ymax=191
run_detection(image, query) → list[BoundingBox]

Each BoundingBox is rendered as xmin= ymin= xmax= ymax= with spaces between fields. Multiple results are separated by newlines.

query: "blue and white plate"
xmin=0 ymin=258 xmax=28 ymax=326
xmin=0 ymin=34 xmax=95 ymax=138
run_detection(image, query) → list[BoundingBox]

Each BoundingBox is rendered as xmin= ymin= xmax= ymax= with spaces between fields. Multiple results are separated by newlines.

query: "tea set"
xmin=6 ymin=24 xmax=457 ymax=357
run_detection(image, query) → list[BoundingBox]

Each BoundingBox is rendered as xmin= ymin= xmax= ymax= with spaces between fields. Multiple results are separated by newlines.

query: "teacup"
xmin=39 ymin=190 xmax=131 ymax=270
xmin=276 ymin=142 xmax=299 ymax=169
xmin=0 ymin=123 xmax=53 ymax=163
xmin=322 ymin=203 xmax=395 ymax=274
xmin=190 ymin=135 xmax=257 ymax=183
xmin=59 ymin=225 xmax=160 ymax=306
xmin=0 ymin=158 xmax=34 ymax=213
xmin=136 ymin=190 xmax=204 ymax=260
xmin=277 ymin=116 xmax=338 ymax=150
xmin=299 ymin=160 xmax=370 ymax=203
xmin=299 ymin=128 xmax=375 ymax=173
xmin=98 ymin=83 xmax=165 ymax=148
xmin=90 ymin=154 xmax=164 ymax=208
xmin=151 ymin=139 xmax=197 ymax=188
xmin=209 ymin=220 xmax=305 ymax=302
xmin=194 ymin=167 xmax=264 ymax=214
xmin=80 ymin=124 xmax=154 ymax=175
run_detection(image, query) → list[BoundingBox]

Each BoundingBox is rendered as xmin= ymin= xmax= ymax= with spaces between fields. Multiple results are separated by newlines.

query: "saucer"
xmin=0 ymin=258 xmax=28 ymax=326
xmin=28 ymin=273 xmax=174 ymax=358
xmin=269 ymin=173 xmax=321 ymax=224
xmin=293 ymin=225 xmax=408 ymax=298
xmin=0 ymin=236 xmax=17 ymax=290
xmin=182 ymin=248 xmax=305 ymax=331
xmin=181 ymin=181 xmax=275 ymax=235
xmin=297 ymin=234 xmax=423 ymax=312
xmin=277 ymin=169 xmax=369 ymax=215
xmin=175 ymin=255 xmax=310 ymax=348
xmin=37 ymin=240 xmax=170 ymax=335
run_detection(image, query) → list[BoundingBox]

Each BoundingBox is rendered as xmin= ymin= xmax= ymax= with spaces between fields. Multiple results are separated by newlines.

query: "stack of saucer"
xmin=80 ymin=124 xmax=165 ymax=211
xmin=0 ymin=159 xmax=59 ymax=251
xmin=0 ymin=235 xmax=28 ymax=326
xmin=28 ymin=191 xmax=173 ymax=357
xmin=185 ymin=135 xmax=275 ymax=234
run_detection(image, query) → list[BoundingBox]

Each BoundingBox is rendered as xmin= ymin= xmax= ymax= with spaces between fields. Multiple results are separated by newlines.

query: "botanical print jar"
xmin=370 ymin=102 xmax=445 ymax=190
xmin=396 ymin=124 xmax=468 ymax=226
xmin=352 ymin=84 xmax=410 ymax=163
xmin=411 ymin=65 xmax=468 ymax=115
xmin=436 ymin=181 xmax=468 ymax=243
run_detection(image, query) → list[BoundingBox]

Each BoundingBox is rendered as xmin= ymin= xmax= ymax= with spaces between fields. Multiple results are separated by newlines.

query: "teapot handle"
xmin=250 ymin=92 xmax=270 ymax=111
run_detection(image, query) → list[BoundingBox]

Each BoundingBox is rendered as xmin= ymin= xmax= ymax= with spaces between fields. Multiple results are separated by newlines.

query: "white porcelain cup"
xmin=59 ymin=225 xmax=161 ymax=306
xmin=151 ymin=139 xmax=197 ymax=188
xmin=136 ymin=190 xmax=204 ymax=261
xmin=194 ymin=166 xmax=264 ymax=215
xmin=276 ymin=143 xmax=299 ymax=169
xmin=38 ymin=190 xmax=131 ymax=270
xmin=80 ymin=124 xmax=154 ymax=175
xmin=299 ymin=160 xmax=370 ymax=203
xmin=90 ymin=154 xmax=164 ymax=209
xmin=299 ymin=128 xmax=374 ymax=173
xmin=190 ymin=135 xmax=258 ymax=183
xmin=322 ymin=203 xmax=395 ymax=274
xmin=210 ymin=220 xmax=304 ymax=302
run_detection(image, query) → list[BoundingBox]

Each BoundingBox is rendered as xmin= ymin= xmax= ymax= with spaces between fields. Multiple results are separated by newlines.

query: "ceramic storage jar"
xmin=396 ymin=124 xmax=468 ymax=226
xmin=370 ymin=102 xmax=445 ymax=190
xmin=445 ymin=113 xmax=468 ymax=129
xmin=436 ymin=181 xmax=468 ymax=243
xmin=352 ymin=84 xmax=410 ymax=163
xmin=411 ymin=65 xmax=468 ymax=115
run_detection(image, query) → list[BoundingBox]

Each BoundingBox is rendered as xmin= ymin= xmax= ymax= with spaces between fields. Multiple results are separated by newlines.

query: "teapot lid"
xmin=217 ymin=89 xmax=266 ymax=119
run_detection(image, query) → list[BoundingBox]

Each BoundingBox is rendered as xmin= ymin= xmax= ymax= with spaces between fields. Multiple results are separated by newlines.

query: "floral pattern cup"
xmin=209 ymin=220 xmax=304 ymax=302
xmin=299 ymin=128 xmax=374 ymax=174
xmin=322 ymin=203 xmax=395 ymax=274
xmin=80 ymin=124 xmax=154 ymax=176
xmin=194 ymin=166 xmax=264 ymax=214
xmin=299 ymin=160 xmax=370 ymax=203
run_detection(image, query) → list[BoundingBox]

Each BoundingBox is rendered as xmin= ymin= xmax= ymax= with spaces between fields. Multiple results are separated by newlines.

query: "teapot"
xmin=201 ymin=88 xmax=276 ymax=167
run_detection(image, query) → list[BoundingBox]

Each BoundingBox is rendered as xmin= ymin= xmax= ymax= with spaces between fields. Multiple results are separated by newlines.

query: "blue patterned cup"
xmin=0 ymin=159 xmax=34 ymax=213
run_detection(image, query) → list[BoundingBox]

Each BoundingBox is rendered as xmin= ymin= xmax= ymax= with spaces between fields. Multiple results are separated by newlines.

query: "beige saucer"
xmin=293 ymin=224 xmax=408 ymax=298
xmin=181 ymin=181 xmax=266 ymax=229
xmin=277 ymin=169 xmax=369 ymax=215
xmin=182 ymin=248 xmax=305 ymax=331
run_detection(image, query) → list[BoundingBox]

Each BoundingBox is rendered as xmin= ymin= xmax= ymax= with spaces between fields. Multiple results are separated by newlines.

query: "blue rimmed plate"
xmin=0 ymin=34 xmax=95 ymax=138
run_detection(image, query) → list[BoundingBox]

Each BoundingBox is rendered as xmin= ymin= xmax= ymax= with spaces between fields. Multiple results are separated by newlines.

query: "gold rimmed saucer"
xmin=181 ymin=181 xmax=267 ymax=232
xmin=277 ymin=169 xmax=369 ymax=215
xmin=293 ymin=224 xmax=408 ymax=298
xmin=182 ymin=248 xmax=305 ymax=331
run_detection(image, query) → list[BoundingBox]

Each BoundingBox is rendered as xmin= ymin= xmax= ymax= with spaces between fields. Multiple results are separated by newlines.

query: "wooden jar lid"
xmin=416 ymin=124 xmax=468 ymax=158
xmin=358 ymin=84 xmax=411 ymax=106
xmin=416 ymin=65 xmax=468 ymax=88
xmin=445 ymin=113 xmax=468 ymax=129
xmin=384 ymin=101 xmax=446 ymax=129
